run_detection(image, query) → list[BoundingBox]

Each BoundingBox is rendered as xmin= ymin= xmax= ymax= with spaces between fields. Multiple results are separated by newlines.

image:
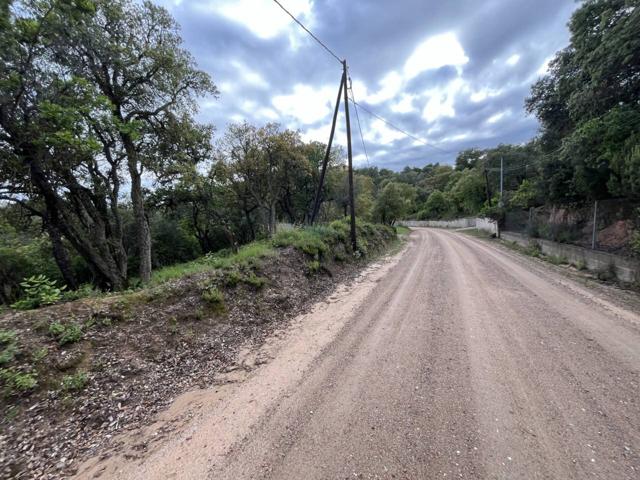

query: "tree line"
xmin=1 ymin=0 xmax=639 ymax=303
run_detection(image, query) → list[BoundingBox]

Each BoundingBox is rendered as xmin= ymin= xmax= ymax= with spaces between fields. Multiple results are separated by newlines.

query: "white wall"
xmin=400 ymin=218 xmax=498 ymax=235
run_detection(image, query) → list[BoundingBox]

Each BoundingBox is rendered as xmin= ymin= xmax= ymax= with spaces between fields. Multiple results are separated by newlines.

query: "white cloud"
xmin=272 ymin=84 xmax=335 ymax=124
xmin=390 ymin=94 xmax=418 ymax=114
xmin=363 ymin=71 xmax=404 ymax=105
xmin=404 ymin=32 xmax=469 ymax=79
xmin=231 ymin=61 xmax=269 ymax=89
xmin=215 ymin=0 xmax=312 ymax=40
xmin=421 ymin=78 xmax=466 ymax=123
xmin=365 ymin=119 xmax=406 ymax=144
xmin=470 ymin=87 xmax=503 ymax=103
xmin=506 ymin=54 xmax=520 ymax=66
xmin=486 ymin=110 xmax=511 ymax=124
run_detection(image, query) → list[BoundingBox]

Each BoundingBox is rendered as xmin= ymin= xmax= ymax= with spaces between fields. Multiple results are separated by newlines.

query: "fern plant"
xmin=11 ymin=275 xmax=65 ymax=310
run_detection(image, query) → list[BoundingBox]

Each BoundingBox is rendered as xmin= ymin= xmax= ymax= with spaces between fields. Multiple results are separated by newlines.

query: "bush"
xmin=60 ymin=372 xmax=88 ymax=391
xmin=1 ymin=368 xmax=37 ymax=395
xmin=242 ymin=273 xmax=268 ymax=289
xmin=202 ymin=286 xmax=225 ymax=314
xmin=11 ymin=275 xmax=65 ymax=310
xmin=49 ymin=322 xmax=83 ymax=346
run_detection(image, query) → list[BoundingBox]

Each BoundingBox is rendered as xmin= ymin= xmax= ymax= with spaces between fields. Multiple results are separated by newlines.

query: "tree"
xmin=55 ymin=0 xmax=217 ymax=282
xmin=526 ymin=0 xmax=640 ymax=202
xmin=219 ymin=123 xmax=307 ymax=236
xmin=374 ymin=182 xmax=416 ymax=225
xmin=0 ymin=2 xmax=130 ymax=289
xmin=420 ymin=190 xmax=449 ymax=219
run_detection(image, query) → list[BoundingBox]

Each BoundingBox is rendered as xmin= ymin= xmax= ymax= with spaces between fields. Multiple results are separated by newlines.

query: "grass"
xmin=60 ymin=371 xmax=88 ymax=392
xmin=394 ymin=225 xmax=411 ymax=235
xmin=48 ymin=321 xmax=83 ymax=346
xmin=149 ymin=241 xmax=276 ymax=286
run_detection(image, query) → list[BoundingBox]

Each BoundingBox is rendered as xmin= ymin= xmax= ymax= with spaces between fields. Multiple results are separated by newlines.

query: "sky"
xmin=157 ymin=0 xmax=579 ymax=170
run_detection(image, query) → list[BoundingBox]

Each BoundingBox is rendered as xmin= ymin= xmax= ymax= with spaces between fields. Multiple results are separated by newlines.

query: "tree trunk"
xmin=45 ymin=219 xmax=78 ymax=290
xmin=124 ymin=138 xmax=152 ymax=283
xmin=268 ymin=203 xmax=277 ymax=236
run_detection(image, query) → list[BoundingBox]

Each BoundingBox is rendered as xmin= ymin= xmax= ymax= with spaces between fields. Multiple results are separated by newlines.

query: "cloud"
xmin=157 ymin=0 xmax=579 ymax=169
xmin=404 ymin=32 xmax=469 ymax=79
xmin=216 ymin=0 xmax=312 ymax=40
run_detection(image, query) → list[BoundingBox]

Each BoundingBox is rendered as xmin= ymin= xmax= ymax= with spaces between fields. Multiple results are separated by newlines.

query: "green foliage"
xmin=11 ymin=275 xmax=65 ymax=310
xmin=0 ymin=330 xmax=19 ymax=365
xmin=60 ymin=372 xmax=88 ymax=392
xmin=419 ymin=190 xmax=450 ymax=220
xmin=202 ymin=287 xmax=224 ymax=307
xmin=242 ymin=273 xmax=268 ymax=289
xmin=1 ymin=368 xmax=37 ymax=395
xmin=272 ymin=229 xmax=329 ymax=258
xmin=48 ymin=322 xmax=83 ymax=346
xmin=306 ymin=260 xmax=321 ymax=274
xmin=510 ymin=180 xmax=539 ymax=209
xmin=373 ymin=182 xmax=416 ymax=225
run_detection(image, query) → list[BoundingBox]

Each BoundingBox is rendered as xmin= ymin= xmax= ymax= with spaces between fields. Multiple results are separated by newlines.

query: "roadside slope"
xmin=80 ymin=227 xmax=640 ymax=480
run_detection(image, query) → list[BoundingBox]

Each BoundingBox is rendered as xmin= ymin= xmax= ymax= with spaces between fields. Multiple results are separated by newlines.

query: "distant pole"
xmin=310 ymin=75 xmax=344 ymax=224
xmin=592 ymin=200 xmax=598 ymax=249
xmin=342 ymin=60 xmax=357 ymax=252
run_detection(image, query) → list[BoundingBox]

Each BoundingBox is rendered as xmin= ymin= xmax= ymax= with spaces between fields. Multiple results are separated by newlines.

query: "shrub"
xmin=0 ymin=330 xmax=19 ymax=365
xmin=306 ymin=260 xmax=321 ymax=274
xmin=49 ymin=322 xmax=83 ymax=345
xmin=60 ymin=372 xmax=88 ymax=391
xmin=11 ymin=275 xmax=65 ymax=310
xmin=202 ymin=287 xmax=225 ymax=313
xmin=1 ymin=368 xmax=37 ymax=395
xmin=524 ymin=241 xmax=542 ymax=258
xmin=242 ymin=273 xmax=268 ymax=289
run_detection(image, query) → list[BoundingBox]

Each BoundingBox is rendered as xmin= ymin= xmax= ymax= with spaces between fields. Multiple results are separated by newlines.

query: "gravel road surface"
xmin=82 ymin=228 xmax=640 ymax=479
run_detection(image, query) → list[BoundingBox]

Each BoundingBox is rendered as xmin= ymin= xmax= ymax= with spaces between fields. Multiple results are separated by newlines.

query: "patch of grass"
xmin=48 ymin=321 xmax=83 ymax=346
xmin=223 ymin=269 xmax=243 ymax=287
xmin=202 ymin=286 xmax=226 ymax=314
xmin=394 ymin=225 xmax=411 ymax=235
xmin=205 ymin=242 xmax=275 ymax=270
xmin=306 ymin=260 xmax=321 ymax=274
xmin=60 ymin=371 xmax=88 ymax=392
xmin=242 ymin=273 xmax=268 ymax=289
xmin=524 ymin=241 xmax=542 ymax=258
xmin=547 ymin=255 xmax=569 ymax=266
xmin=1 ymin=368 xmax=37 ymax=395
xmin=0 ymin=330 xmax=19 ymax=365
xmin=272 ymin=228 xmax=329 ymax=258
xmin=31 ymin=347 xmax=48 ymax=363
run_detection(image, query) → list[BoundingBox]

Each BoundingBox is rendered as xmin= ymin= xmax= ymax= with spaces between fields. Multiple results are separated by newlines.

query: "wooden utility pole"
xmin=310 ymin=75 xmax=344 ymax=224
xmin=342 ymin=60 xmax=357 ymax=252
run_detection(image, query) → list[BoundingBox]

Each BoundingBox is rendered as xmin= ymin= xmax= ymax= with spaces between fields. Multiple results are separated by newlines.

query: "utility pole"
xmin=342 ymin=60 xmax=357 ymax=253
xmin=310 ymin=75 xmax=344 ymax=224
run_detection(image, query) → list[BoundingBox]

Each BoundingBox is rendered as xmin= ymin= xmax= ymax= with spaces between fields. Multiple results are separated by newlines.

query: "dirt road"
xmin=81 ymin=228 xmax=640 ymax=479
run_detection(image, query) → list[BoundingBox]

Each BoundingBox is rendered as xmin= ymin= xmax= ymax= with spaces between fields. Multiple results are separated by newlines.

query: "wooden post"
xmin=342 ymin=60 xmax=357 ymax=252
xmin=310 ymin=75 xmax=344 ymax=224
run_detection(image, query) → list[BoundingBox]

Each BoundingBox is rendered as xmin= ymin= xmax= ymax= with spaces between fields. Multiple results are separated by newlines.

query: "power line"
xmin=349 ymin=99 xmax=453 ymax=154
xmin=271 ymin=0 xmax=342 ymax=64
xmin=348 ymin=79 xmax=370 ymax=167
xmin=271 ymin=0 xmax=453 ymax=157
